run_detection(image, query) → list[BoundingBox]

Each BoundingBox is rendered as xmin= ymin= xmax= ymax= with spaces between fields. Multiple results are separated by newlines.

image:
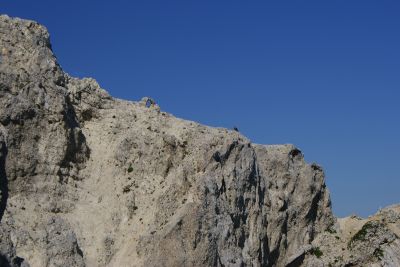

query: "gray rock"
xmin=42 ymin=217 xmax=85 ymax=267
xmin=0 ymin=14 xmax=399 ymax=267
xmin=0 ymin=224 xmax=29 ymax=267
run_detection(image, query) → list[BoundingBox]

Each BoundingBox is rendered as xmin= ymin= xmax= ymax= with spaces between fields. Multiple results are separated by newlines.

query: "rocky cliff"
xmin=0 ymin=15 xmax=399 ymax=267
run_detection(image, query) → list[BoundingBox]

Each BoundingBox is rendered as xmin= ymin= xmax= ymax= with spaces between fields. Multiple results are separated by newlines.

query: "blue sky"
xmin=2 ymin=1 xmax=399 ymax=217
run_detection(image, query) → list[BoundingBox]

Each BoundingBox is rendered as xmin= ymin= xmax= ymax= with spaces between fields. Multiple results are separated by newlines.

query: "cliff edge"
xmin=0 ymin=15 xmax=398 ymax=267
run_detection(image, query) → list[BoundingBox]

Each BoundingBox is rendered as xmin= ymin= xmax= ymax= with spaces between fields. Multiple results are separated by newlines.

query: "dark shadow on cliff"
xmin=0 ymin=254 xmax=25 ymax=267
xmin=0 ymin=142 xmax=8 ymax=222
xmin=63 ymin=95 xmax=90 ymax=165
xmin=285 ymin=252 xmax=305 ymax=267
xmin=0 ymin=254 xmax=11 ymax=267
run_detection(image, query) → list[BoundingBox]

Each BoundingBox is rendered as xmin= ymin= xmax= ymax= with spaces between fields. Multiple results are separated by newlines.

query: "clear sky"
xmin=2 ymin=1 xmax=399 ymax=217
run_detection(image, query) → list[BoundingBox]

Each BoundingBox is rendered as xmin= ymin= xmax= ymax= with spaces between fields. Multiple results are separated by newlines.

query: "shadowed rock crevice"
xmin=286 ymin=253 xmax=305 ymax=267
xmin=0 ymin=133 xmax=8 ymax=222
xmin=0 ymin=254 xmax=11 ymax=267
xmin=58 ymin=86 xmax=90 ymax=176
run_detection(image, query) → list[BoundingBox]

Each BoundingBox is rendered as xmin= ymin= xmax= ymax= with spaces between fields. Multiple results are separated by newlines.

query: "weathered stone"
xmin=0 ymin=14 xmax=399 ymax=267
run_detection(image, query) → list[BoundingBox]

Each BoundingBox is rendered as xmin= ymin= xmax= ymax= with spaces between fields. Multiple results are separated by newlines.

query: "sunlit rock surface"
xmin=0 ymin=15 xmax=398 ymax=267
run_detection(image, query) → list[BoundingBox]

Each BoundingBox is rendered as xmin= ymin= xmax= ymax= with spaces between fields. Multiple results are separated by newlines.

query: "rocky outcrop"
xmin=299 ymin=205 xmax=400 ymax=267
xmin=0 ymin=15 xmax=398 ymax=267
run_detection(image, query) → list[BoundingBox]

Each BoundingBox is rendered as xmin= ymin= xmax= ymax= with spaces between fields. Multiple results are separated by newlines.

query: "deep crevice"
xmin=0 ymin=140 xmax=8 ymax=222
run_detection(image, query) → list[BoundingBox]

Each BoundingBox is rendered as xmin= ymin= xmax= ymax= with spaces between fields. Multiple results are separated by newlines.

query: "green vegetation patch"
xmin=127 ymin=164 xmax=134 ymax=173
xmin=326 ymin=227 xmax=337 ymax=234
xmin=373 ymin=247 xmax=384 ymax=260
xmin=348 ymin=221 xmax=379 ymax=248
xmin=310 ymin=247 xmax=323 ymax=258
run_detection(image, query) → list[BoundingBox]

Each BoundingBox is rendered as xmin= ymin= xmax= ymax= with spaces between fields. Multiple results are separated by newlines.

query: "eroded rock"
xmin=0 ymin=14 xmax=398 ymax=267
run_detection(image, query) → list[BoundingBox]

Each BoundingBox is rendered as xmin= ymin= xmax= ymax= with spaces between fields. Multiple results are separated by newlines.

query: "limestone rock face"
xmin=301 ymin=205 xmax=400 ymax=267
xmin=0 ymin=15 xmax=398 ymax=267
